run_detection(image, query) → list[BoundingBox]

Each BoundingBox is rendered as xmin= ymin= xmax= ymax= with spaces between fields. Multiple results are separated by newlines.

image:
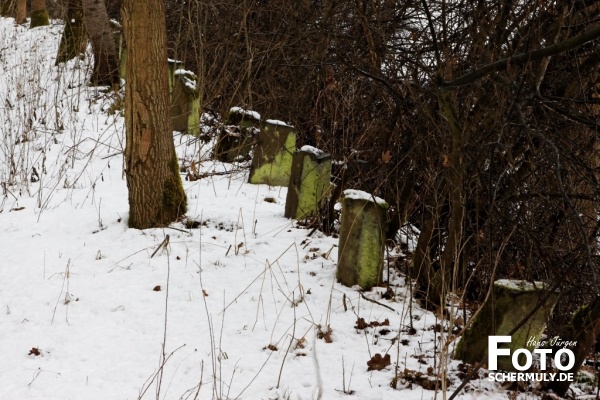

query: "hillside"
xmin=0 ymin=17 xmax=591 ymax=400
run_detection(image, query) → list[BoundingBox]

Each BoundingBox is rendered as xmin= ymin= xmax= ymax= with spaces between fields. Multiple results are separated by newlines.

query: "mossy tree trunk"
xmin=15 ymin=0 xmax=25 ymax=24
xmin=411 ymin=186 xmax=446 ymax=308
xmin=55 ymin=0 xmax=87 ymax=65
xmin=30 ymin=0 xmax=49 ymax=28
xmin=82 ymin=0 xmax=119 ymax=87
xmin=410 ymin=89 xmax=466 ymax=309
xmin=434 ymin=90 xmax=465 ymax=307
xmin=123 ymin=0 xmax=187 ymax=229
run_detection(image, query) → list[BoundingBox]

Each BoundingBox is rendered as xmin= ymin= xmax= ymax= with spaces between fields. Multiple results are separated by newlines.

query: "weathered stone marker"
xmin=455 ymin=279 xmax=559 ymax=371
xmin=214 ymin=107 xmax=260 ymax=162
xmin=248 ymin=119 xmax=296 ymax=186
xmin=167 ymin=59 xmax=184 ymax=93
xmin=109 ymin=20 xmax=126 ymax=79
xmin=337 ymin=189 xmax=388 ymax=290
xmin=284 ymin=146 xmax=331 ymax=220
xmin=170 ymin=69 xmax=200 ymax=135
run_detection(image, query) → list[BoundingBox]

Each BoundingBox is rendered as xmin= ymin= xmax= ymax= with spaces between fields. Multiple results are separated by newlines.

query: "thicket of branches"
xmin=164 ymin=3 xmax=600 ymax=292
xmin=157 ymin=2 xmax=600 ymax=391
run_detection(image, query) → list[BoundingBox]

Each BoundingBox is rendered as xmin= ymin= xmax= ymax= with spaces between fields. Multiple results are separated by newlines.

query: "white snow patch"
xmin=230 ymin=106 xmax=261 ymax=121
xmin=174 ymin=68 xmax=195 ymax=76
xmin=343 ymin=189 xmax=388 ymax=207
xmin=300 ymin=145 xmax=327 ymax=157
xmin=266 ymin=118 xmax=292 ymax=127
xmin=495 ymin=279 xmax=547 ymax=291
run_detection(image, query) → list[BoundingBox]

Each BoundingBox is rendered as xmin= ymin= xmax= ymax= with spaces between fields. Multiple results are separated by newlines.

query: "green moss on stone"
xmin=170 ymin=69 xmax=200 ymax=135
xmin=249 ymin=128 xmax=296 ymax=186
xmin=295 ymin=155 xmax=331 ymax=219
xmin=357 ymin=208 xmax=385 ymax=288
xmin=337 ymin=192 xmax=388 ymax=290
xmin=30 ymin=9 xmax=49 ymax=28
xmin=455 ymin=280 xmax=558 ymax=371
xmin=167 ymin=59 xmax=183 ymax=94
xmin=187 ymin=96 xmax=200 ymax=135
xmin=118 ymin=46 xmax=127 ymax=80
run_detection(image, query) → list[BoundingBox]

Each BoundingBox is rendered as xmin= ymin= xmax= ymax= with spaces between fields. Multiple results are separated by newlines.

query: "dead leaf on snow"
xmin=28 ymin=347 xmax=41 ymax=356
xmin=367 ymin=353 xmax=391 ymax=371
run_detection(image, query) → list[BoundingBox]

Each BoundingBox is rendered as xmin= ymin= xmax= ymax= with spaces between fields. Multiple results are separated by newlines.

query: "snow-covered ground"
xmin=0 ymin=17 xmax=593 ymax=400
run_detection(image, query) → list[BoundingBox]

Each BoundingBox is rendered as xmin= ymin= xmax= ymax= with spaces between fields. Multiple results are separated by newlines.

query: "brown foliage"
xmin=367 ymin=353 xmax=391 ymax=371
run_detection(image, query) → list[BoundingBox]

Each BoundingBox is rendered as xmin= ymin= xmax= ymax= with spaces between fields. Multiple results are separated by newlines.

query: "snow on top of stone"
xmin=343 ymin=189 xmax=387 ymax=206
xmin=174 ymin=69 xmax=197 ymax=91
xmin=184 ymin=81 xmax=197 ymax=91
xmin=495 ymin=279 xmax=546 ymax=291
xmin=174 ymin=68 xmax=196 ymax=76
xmin=266 ymin=119 xmax=292 ymax=127
xmin=300 ymin=145 xmax=327 ymax=157
xmin=167 ymin=58 xmax=183 ymax=64
xmin=230 ymin=107 xmax=261 ymax=120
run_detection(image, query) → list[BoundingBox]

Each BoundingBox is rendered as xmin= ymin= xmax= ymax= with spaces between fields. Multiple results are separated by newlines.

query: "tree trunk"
xmin=15 ymin=0 xmax=25 ymax=24
xmin=1 ymin=0 xmax=14 ymax=17
xmin=82 ymin=0 xmax=119 ymax=87
xmin=55 ymin=0 xmax=87 ymax=65
xmin=123 ymin=0 xmax=187 ymax=229
xmin=436 ymin=90 xmax=465 ymax=306
xmin=30 ymin=0 xmax=49 ymax=28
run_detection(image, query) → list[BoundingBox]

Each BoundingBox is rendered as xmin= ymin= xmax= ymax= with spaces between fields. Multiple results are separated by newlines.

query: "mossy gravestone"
xmin=455 ymin=279 xmax=559 ymax=371
xmin=284 ymin=146 xmax=331 ymax=220
xmin=167 ymin=59 xmax=184 ymax=93
xmin=248 ymin=120 xmax=296 ymax=186
xmin=171 ymin=69 xmax=200 ymax=135
xmin=110 ymin=20 xmax=126 ymax=80
xmin=337 ymin=190 xmax=388 ymax=291
xmin=214 ymin=107 xmax=260 ymax=162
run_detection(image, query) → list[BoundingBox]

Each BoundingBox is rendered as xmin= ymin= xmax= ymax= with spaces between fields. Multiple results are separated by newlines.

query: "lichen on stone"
xmin=337 ymin=193 xmax=388 ymax=290
xmin=249 ymin=126 xmax=296 ymax=186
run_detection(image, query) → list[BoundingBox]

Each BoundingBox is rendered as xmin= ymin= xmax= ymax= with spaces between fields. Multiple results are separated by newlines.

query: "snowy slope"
xmin=0 ymin=17 xmax=588 ymax=400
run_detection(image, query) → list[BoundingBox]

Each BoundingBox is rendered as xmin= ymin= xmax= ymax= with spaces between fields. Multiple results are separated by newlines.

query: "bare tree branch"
xmin=442 ymin=24 xmax=600 ymax=88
